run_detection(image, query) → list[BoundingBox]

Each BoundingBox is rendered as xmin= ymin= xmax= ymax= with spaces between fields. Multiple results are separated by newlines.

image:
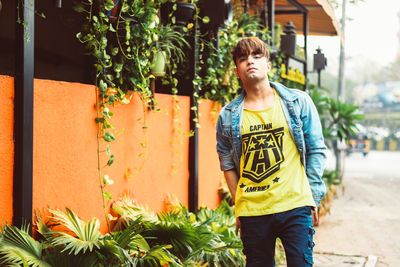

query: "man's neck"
xmin=243 ymin=80 xmax=275 ymax=111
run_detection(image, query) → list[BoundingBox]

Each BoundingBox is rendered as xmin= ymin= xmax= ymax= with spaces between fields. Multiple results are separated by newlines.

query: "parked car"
xmin=346 ymin=134 xmax=370 ymax=156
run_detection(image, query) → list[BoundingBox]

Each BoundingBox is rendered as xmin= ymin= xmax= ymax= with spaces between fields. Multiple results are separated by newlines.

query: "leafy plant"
xmin=0 ymin=208 xmax=181 ymax=267
xmin=151 ymin=24 xmax=191 ymax=98
xmin=326 ymin=98 xmax=364 ymax=141
xmin=152 ymin=24 xmax=189 ymax=67
xmin=0 ymin=223 xmax=49 ymax=267
xmin=74 ymin=0 xmax=195 ymax=230
xmin=113 ymin=198 xmax=245 ymax=266
xmin=308 ymin=85 xmax=364 ymax=142
xmin=43 ymin=208 xmax=103 ymax=255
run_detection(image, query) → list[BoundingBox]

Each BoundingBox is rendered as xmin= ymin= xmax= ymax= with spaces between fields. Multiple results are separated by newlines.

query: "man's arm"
xmin=216 ymin=110 xmax=241 ymax=233
xmin=224 ymin=169 xmax=239 ymax=203
xmin=301 ymin=93 xmax=327 ymax=207
xmin=224 ymin=169 xmax=241 ymax=234
xmin=311 ymin=207 xmax=319 ymax=226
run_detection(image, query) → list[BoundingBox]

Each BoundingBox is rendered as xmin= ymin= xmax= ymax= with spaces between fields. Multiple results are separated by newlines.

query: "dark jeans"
xmin=239 ymin=206 xmax=315 ymax=267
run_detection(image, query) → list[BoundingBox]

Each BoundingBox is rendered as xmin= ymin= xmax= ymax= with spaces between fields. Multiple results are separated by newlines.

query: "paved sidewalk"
xmin=314 ymin=252 xmax=378 ymax=267
xmin=276 ymin=252 xmax=377 ymax=267
xmin=313 ymin=151 xmax=400 ymax=266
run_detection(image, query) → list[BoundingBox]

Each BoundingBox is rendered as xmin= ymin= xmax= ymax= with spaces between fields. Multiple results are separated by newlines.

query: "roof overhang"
xmin=274 ymin=0 xmax=342 ymax=40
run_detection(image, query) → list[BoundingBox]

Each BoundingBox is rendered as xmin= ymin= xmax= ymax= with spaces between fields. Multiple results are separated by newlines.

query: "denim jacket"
xmin=216 ymin=82 xmax=327 ymax=206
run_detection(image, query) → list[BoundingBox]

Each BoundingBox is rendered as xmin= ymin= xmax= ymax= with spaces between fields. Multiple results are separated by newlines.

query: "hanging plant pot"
xmin=175 ymin=2 xmax=195 ymax=25
xmin=150 ymin=51 xmax=167 ymax=78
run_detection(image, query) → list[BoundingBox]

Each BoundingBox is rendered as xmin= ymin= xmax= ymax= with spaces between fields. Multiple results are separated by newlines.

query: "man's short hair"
xmin=231 ymin=37 xmax=270 ymax=65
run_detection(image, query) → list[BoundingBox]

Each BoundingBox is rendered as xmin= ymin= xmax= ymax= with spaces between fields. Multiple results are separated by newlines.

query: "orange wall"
xmin=0 ymin=75 xmax=222 ymax=231
xmin=198 ymin=100 xmax=223 ymax=208
xmin=0 ymin=76 xmax=14 ymax=225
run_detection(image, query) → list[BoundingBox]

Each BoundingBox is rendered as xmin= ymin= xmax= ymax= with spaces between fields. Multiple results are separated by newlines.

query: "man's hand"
xmin=235 ymin=217 xmax=241 ymax=236
xmin=312 ymin=207 xmax=319 ymax=226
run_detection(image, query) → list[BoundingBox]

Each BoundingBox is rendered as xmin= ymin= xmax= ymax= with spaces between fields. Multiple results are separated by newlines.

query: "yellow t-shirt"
xmin=236 ymin=90 xmax=315 ymax=217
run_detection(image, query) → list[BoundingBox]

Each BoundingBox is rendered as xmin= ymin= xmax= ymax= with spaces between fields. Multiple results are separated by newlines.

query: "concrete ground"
xmin=313 ymin=150 xmax=400 ymax=267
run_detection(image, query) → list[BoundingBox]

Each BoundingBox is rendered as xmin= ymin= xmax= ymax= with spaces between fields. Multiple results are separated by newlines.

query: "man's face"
xmin=234 ymin=51 xmax=271 ymax=83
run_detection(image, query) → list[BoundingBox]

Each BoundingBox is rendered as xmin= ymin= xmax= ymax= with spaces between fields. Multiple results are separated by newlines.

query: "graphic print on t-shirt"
xmin=241 ymin=125 xmax=284 ymax=183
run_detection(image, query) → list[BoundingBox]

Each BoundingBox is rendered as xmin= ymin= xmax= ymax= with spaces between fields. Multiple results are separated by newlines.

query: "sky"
xmin=304 ymin=0 xmax=400 ymax=81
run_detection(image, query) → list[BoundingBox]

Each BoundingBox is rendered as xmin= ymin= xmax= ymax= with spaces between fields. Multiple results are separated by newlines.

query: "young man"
xmin=216 ymin=37 xmax=327 ymax=266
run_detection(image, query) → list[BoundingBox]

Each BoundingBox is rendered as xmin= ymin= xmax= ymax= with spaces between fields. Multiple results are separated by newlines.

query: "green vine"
xmin=94 ymin=81 xmax=112 ymax=232
xmin=75 ymin=0 xmax=161 ymax=231
xmin=74 ymin=0 xmax=200 ymax=227
xmin=125 ymin=101 xmax=150 ymax=180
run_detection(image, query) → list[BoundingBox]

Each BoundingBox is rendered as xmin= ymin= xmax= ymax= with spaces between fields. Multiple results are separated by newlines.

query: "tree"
xmin=372 ymin=58 xmax=400 ymax=82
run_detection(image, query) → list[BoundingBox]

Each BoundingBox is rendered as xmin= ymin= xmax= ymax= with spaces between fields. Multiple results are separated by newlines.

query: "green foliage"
xmin=113 ymin=200 xmax=246 ymax=266
xmin=327 ymin=98 xmax=364 ymax=141
xmin=322 ymin=170 xmax=341 ymax=186
xmin=152 ymin=23 xmax=192 ymax=96
xmin=45 ymin=208 xmax=102 ymax=255
xmin=75 ymin=0 xmax=184 ymax=229
xmin=1 ymin=202 xmax=246 ymax=266
xmin=0 ymin=209 xmax=181 ymax=266
xmin=308 ymin=84 xmax=364 ymax=142
xmin=74 ymin=1 xmax=200 ymax=216
xmin=153 ymin=24 xmax=190 ymax=65
xmin=0 ymin=223 xmax=49 ymax=267
xmin=75 ymin=0 xmax=194 ymax=104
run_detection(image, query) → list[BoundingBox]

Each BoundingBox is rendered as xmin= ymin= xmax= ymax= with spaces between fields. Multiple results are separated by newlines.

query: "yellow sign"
xmin=280 ymin=64 xmax=306 ymax=85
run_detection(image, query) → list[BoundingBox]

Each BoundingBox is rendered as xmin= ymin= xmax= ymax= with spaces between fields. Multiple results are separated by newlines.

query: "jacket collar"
xmin=225 ymin=90 xmax=245 ymax=111
xmin=225 ymin=82 xmax=298 ymax=111
xmin=270 ymin=82 xmax=298 ymax=102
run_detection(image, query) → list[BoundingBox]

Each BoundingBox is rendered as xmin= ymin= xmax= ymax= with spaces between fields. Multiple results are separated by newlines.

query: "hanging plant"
xmin=150 ymin=51 xmax=167 ymax=78
xmin=150 ymin=24 xmax=189 ymax=78
xmin=75 ymin=0 xmax=168 ymax=104
xmin=74 ymin=0 xmax=168 ymax=230
xmin=73 ymin=0 xmax=201 ymax=226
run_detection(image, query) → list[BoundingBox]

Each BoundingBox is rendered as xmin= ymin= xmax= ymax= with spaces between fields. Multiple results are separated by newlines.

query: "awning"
xmin=274 ymin=0 xmax=342 ymax=37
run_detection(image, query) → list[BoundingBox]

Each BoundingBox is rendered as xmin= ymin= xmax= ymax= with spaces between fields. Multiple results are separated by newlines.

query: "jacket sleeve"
xmin=300 ymin=93 xmax=327 ymax=206
xmin=216 ymin=109 xmax=236 ymax=172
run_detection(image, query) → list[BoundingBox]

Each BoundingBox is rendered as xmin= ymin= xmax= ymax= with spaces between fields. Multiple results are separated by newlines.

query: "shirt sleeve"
xmin=216 ymin=110 xmax=236 ymax=172
xmin=300 ymin=93 xmax=327 ymax=206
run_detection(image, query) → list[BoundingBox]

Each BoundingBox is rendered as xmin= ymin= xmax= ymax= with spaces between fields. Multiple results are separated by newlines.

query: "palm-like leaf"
xmin=328 ymin=98 xmax=364 ymax=141
xmin=0 ymin=223 xmax=51 ymax=267
xmin=112 ymin=198 xmax=158 ymax=228
xmin=308 ymin=85 xmax=330 ymax=117
xmin=96 ymin=238 xmax=135 ymax=266
xmin=135 ymin=244 xmax=182 ymax=267
xmin=193 ymin=203 xmax=245 ymax=266
xmin=111 ymin=197 xmax=245 ymax=266
xmin=112 ymin=219 xmax=150 ymax=254
xmin=308 ymin=85 xmax=364 ymax=142
xmin=47 ymin=208 xmax=103 ymax=255
xmin=142 ymin=220 xmax=197 ymax=258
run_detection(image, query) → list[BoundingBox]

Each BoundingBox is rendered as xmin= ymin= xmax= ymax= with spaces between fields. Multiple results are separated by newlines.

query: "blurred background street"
xmin=314 ymin=150 xmax=400 ymax=266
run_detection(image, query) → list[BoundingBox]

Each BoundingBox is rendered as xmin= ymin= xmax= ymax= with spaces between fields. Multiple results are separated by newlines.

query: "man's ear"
xmin=266 ymin=61 xmax=272 ymax=73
